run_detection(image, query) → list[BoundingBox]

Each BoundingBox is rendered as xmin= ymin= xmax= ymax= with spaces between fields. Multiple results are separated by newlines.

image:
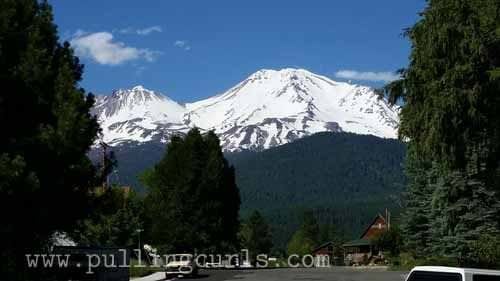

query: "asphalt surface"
xmin=176 ymin=268 xmax=409 ymax=281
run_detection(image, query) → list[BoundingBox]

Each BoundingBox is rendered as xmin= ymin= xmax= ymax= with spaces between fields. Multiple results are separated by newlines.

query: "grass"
xmin=129 ymin=258 xmax=164 ymax=278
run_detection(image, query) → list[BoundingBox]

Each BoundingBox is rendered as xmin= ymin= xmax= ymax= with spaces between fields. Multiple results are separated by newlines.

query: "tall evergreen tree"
xmin=386 ymin=0 xmax=500 ymax=264
xmin=239 ymin=211 xmax=273 ymax=265
xmin=0 ymin=0 xmax=100 ymax=279
xmin=142 ymin=129 xmax=240 ymax=253
xmin=400 ymin=148 xmax=435 ymax=258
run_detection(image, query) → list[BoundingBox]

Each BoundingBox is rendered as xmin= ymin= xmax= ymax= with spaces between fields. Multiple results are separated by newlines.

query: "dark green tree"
xmin=239 ymin=211 xmax=273 ymax=265
xmin=105 ymin=131 xmax=407 ymax=251
xmin=142 ymin=129 xmax=240 ymax=253
xmin=372 ymin=225 xmax=403 ymax=257
xmin=0 ymin=0 xmax=100 ymax=279
xmin=471 ymin=233 xmax=500 ymax=269
xmin=301 ymin=210 xmax=320 ymax=245
xmin=386 ymin=0 xmax=500 ymax=264
xmin=226 ymin=132 xmax=406 ymax=250
xmin=400 ymin=149 xmax=436 ymax=258
xmin=287 ymin=211 xmax=320 ymax=256
xmin=72 ymin=187 xmax=145 ymax=248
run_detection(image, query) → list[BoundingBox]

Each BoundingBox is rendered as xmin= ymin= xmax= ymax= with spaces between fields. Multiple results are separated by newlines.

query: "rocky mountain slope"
xmin=93 ymin=68 xmax=399 ymax=151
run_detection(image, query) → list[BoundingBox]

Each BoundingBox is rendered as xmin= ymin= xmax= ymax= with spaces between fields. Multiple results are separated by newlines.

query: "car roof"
xmin=412 ymin=266 xmax=500 ymax=275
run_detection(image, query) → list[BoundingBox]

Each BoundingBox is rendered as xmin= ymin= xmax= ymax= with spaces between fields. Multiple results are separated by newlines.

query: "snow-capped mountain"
xmin=185 ymin=68 xmax=398 ymax=150
xmin=92 ymin=85 xmax=188 ymax=144
xmin=93 ymin=69 xmax=399 ymax=151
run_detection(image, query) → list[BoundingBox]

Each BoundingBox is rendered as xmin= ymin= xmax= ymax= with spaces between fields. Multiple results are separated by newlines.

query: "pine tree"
xmin=386 ymin=0 xmax=500 ymax=264
xmin=143 ymin=129 xmax=240 ymax=254
xmin=0 ymin=0 xmax=100 ymax=279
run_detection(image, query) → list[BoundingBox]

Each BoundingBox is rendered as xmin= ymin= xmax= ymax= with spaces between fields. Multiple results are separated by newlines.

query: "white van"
xmin=406 ymin=266 xmax=500 ymax=281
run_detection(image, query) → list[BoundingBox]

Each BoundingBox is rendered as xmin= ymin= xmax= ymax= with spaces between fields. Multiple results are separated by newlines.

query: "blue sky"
xmin=50 ymin=0 xmax=425 ymax=103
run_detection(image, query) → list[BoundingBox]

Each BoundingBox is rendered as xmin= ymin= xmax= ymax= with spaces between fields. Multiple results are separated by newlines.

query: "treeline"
xmin=96 ymin=131 xmax=408 ymax=251
xmin=74 ymin=129 xmax=243 ymax=255
xmin=384 ymin=0 xmax=500 ymax=268
xmin=239 ymin=209 xmax=346 ymax=264
xmin=227 ymin=132 xmax=406 ymax=249
xmin=71 ymin=187 xmax=147 ymax=248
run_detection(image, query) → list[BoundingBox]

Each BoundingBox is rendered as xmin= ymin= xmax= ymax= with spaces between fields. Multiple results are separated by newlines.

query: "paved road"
xmin=176 ymin=268 xmax=409 ymax=281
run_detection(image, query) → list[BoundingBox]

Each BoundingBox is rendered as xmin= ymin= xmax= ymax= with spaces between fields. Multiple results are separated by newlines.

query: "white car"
xmin=164 ymin=254 xmax=198 ymax=278
xmin=405 ymin=266 xmax=500 ymax=281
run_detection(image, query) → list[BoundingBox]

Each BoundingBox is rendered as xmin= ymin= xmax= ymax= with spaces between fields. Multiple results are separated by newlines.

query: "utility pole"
xmin=136 ymin=228 xmax=144 ymax=252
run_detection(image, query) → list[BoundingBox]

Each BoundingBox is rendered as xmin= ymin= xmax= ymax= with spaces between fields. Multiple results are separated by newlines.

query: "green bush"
xmin=372 ymin=225 xmax=403 ymax=257
xmin=129 ymin=259 xmax=163 ymax=278
xmin=471 ymin=234 xmax=500 ymax=269
xmin=391 ymin=253 xmax=458 ymax=271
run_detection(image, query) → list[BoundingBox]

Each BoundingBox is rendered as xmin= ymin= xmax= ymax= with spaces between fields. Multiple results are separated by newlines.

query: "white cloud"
xmin=70 ymin=32 xmax=161 ymax=65
xmin=174 ymin=40 xmax=186 ymax=47
xmin=174 ymin=40 xmax=191 ymax=51
xmin=137 ymin=26 xmax=162 ymax=35
xmin=118 ymin=26 xmax=162 ymax=36
xmin=334 ymin=70 xmax=400 ymax=83
xmin=72 ymin=29 xmax=87 ymax=38
xmin=117 ymin=27 xmax=134 ymax=34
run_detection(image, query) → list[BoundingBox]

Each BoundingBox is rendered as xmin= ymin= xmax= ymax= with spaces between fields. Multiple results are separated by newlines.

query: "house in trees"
xmin=342 ymin=213 xmax=390 ymax=265
xmin=312 ymin=240 xmax=349 ymax=266
xmin=312 ymin=241 xmax=335 ymax=267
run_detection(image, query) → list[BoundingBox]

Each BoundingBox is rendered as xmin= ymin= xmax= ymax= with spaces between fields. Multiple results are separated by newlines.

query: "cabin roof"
xmin=341 ymin=213 xmax=388 ymax=248
xmin=359 ymin=213 xmax=386 ymax=239
xmin=312 ymin=241 xmax=334 ymax=253
xmin=342 ymin=239 xmax=372 ymax=247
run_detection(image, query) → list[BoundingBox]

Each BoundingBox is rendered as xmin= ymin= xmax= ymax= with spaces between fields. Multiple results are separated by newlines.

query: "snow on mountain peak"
xmin=92 ymin=86 xmax=186 ymax=145
xmin=110 ymin=85 xmax=164 ymax=103
xmin=131 ymin=85 xmax=146 ymax=91
xmin=182 ymin=68 xmax=399 ymax=151
xmin=93 ymin=68 xmax=399 ymax=150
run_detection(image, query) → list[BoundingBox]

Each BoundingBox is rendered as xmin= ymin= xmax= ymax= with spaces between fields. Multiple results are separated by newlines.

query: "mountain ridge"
xmin=92 ymin=68 xmax=400 ymax=151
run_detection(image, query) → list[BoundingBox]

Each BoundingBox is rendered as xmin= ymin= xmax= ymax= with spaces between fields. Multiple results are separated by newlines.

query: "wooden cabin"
xmin=342 ymin=213 xmax=389 ymax=265
xmin=311 ymin=241 xmax=334 ymax=267
xmin=311 ymin=241 xmax=348 ymax=266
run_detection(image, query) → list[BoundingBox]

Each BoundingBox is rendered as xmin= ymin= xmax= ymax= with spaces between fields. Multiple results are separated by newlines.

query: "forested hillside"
xmin=97 ymin=132 xmax=406 ymax=249
xmin=227 ymin=132 xmax=406 ymax=248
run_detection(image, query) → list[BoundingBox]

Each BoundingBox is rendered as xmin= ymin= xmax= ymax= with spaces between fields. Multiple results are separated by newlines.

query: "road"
xmin=162 ymin=267 xmax=409 ymax=281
